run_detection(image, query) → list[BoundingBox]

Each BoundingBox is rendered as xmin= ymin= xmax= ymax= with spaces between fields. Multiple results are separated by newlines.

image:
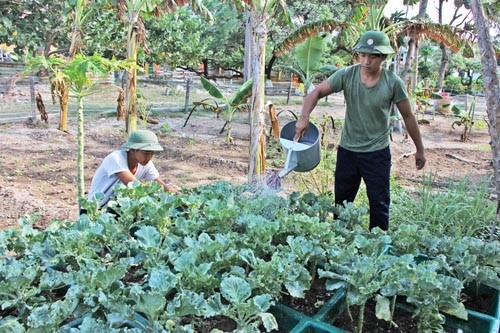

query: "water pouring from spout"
xmin=265 ymin=120 xmax=321 ymax=190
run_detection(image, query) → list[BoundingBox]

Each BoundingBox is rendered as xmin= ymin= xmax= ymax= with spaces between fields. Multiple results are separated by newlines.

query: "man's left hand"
xmin=415 ymin=151 xmax=426 ymax=170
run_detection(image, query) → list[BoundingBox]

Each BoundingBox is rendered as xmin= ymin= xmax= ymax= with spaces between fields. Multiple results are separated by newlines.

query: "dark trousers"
xmin=334 ymin=146 xmax=391 ymax=230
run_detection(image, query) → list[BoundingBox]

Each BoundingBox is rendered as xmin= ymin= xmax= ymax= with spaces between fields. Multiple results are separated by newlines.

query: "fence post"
xmin=29 ymin=77 xmax=36 ymax=119
xmin=286 ymin=75 xmax=293 ymax=105
xmin=184 ymin=77 xmax=192 ymax=113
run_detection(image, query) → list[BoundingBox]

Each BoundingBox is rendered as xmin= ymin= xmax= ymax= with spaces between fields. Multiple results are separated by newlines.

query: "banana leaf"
xmin=200 ymin=76 xmax=224 ymax=100
xmin=296 ymin=36 xmax=323 ymax=78
xmin=228 ymin=79 xmax=253 ymax=106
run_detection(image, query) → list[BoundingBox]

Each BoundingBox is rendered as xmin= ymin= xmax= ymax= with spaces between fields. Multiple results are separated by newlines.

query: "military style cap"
xmin=353 ymin=30 xmax=395 ymax=55
xmin=122 ymin=130 xmax=163 ymax=151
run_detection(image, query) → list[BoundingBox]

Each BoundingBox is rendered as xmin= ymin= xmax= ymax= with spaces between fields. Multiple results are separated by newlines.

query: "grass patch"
xmin=391 ymin=173 xmax=495 ymax=240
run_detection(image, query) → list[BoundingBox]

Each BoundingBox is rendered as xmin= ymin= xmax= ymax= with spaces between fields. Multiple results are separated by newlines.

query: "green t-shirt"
xmin=327 ymin=64 xmax=408 ymax=152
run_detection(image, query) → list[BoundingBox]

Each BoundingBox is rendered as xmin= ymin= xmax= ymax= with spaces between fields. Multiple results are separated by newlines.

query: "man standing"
xmin=294 ymin=30 xmax=426 ymax=230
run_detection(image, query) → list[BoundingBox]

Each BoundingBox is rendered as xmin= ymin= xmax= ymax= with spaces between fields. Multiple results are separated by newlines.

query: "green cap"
xmin=122 ymin=130 xmax=163 ymax=151
xmin=353 ymin=30 xmax=395 ymax=55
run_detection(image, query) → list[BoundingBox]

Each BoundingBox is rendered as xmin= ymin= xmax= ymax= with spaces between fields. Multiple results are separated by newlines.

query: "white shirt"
xmin=87 ymin=150 xmax=160 ymax=206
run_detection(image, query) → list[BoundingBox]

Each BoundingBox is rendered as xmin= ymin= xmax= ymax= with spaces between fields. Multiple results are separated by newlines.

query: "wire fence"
xmin=0 ymin=70 xmax=309 ymax=124
xmin=0 ymin=66 xmax=488 ymax=125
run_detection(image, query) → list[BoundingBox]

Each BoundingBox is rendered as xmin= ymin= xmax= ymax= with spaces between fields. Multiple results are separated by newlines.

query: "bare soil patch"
xmin=0 ymin=95 xmax=493 ymax=230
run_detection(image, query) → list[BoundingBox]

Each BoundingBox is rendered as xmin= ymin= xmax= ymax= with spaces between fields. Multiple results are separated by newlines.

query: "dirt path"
xmin=0 ymin=100 xmax=493 ymax=230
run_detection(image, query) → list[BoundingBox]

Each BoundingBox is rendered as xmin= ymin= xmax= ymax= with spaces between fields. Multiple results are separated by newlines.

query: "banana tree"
xmin=273 ymin=19 xmax=347 ymax=57
xmin=276 ymin=36 xmax=341 ymax=97
xmin=399 ymin=20 xmax=475 ymax=89
xmin=116 ymin=0 xmax=212 ymax=136
xmin=273 ymin=3 xmax=474 ymax=75
xmin=195 ymin=77 xmax=253 ymax=143
xmin=400 ymin=0 xmax=427 ymax=90
xmin=276 ymin=36 xmax=324 ymax=96
xmin=241 ymin=0 xmax=290 ymax=183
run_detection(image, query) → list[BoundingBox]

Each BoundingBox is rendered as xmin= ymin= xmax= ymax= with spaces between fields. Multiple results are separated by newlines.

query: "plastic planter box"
xmin=289 ymin=319 xmax=349 ymax=333
xmin=444 ymin=309 xmax=500 ymax=333
xmin=463 ymin=283 xmax=500 ymax=319
xmin=312 ymin=287 xmax=346 ymax=324
xmin=272 ymin=302 xmax=309 ymax=332
xmin=308 ymin=291 xmax=499 ymax=333
xmin=274 ymin=288 xmax=345 ymax=323
xmin=395 ymin=302 xmax=500 ymax=333
xmin=272 ymin=302 xmax=349 ymax=333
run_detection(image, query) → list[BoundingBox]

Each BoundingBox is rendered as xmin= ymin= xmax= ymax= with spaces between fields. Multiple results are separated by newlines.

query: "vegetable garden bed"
xmin=0 ymin=181 xmax=499 ymax=332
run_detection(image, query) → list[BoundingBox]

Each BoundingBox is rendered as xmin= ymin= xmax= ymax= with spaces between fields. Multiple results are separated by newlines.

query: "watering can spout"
xmin=278 ymin=149 xmax=298 ymax=178
xmin=278 ymin=162 xmax=298 ymax=178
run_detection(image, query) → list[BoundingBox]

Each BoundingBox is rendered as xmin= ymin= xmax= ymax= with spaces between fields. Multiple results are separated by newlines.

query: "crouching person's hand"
xmin=164 ymin=183 xmax=180 ymax=194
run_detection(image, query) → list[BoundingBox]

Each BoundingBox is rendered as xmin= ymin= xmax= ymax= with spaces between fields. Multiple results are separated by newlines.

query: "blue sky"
xmin=384 ymin=0 xmax=471 ymax=24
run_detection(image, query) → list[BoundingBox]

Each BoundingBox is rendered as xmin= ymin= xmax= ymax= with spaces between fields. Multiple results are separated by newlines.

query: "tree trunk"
xmin=59 ymin=1 xmax=85 ymax=133
xmin=244 ymin=11 xmax=252 ymax=82
xmin=76 ymin=96 xmax=85 ymax=202
xmin=469 ymin=0 xmax=500 ymax=240
xmin=43 ymin=29 xmax=71 ymax=132
xmin=43 ymin=32 xmax=57 ymax=58
xmin=436 ymin=0 xmax=449 ymax=92
xmin=68 ymin=27 xmax=81 ymax=60
xmin=124 ymin=14 xmax=140 ymax=135
xmin=202 ymin=58 xmax=209 ymax=77
xmin=436 ymin=43 xmax=449 ymax=91
xmin=248 ymin=10 xmax=267 ymax=183
xmin=403 ymin=38 xmax=417 ymax=87
xmin=58 ymin=86 xmax=70 ymax=131
xmin=266 ymin=54 xmax=277 ymax=80
xmin=402 ymin=0 xmax=428 ymax=88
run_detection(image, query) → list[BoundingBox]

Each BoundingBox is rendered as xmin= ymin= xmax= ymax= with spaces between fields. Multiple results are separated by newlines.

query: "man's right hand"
xmin=294 ymin=117 xmax=310 ymax=141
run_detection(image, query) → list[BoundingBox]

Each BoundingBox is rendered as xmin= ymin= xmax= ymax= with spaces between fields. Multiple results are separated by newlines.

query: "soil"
xmin=0 ymin=93 xmax=493 ymax=230
xmin=279 ymin=277 xmax=336 ymax=317
xmin=332 ymin=299 xmax=457 ymax=333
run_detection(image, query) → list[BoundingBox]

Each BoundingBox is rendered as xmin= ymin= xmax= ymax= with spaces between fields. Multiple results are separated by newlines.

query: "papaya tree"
xmin=57 ymin=0 xmax=94 ymax=132
xmin=28 ymin=54 xmax=137 ymax=206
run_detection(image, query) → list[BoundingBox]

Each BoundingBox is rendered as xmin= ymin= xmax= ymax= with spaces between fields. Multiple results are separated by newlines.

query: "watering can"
xmin=278 ymin=120 xmax=321 ymax=178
